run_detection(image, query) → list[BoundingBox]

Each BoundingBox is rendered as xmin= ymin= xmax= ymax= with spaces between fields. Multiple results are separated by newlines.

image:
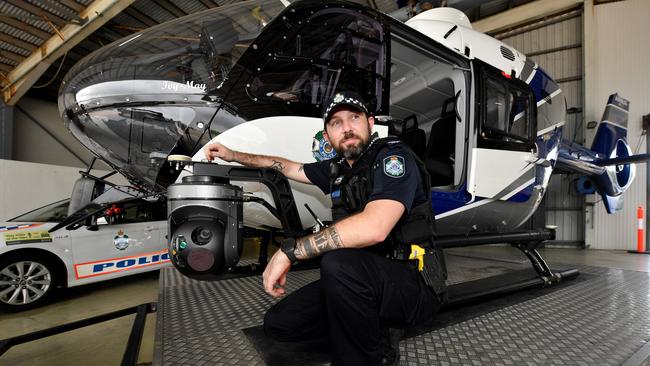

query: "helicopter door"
xmin=467 ymin=67 xmax=537 ymax=201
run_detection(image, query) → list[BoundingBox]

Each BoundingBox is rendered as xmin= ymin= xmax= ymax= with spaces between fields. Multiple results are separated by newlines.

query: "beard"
xmin=335 ymin=129 xmax=370 ymax=160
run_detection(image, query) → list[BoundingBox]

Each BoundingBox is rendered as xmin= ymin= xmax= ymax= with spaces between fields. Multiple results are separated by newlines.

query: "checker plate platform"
xmin=154 ymin=264 xmax=650 ymax=365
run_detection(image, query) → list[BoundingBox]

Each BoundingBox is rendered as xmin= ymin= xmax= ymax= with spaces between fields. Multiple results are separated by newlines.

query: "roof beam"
xmin=5 ymin=0 xmax=68 ymax=28
xmin=2 ymin=0 xmax=135 ymax=106
xmin=42 ymin=0 xmax=88 ymax=24
xmin=59 ymin=0 xmax=86 ymax=13
xmin=472 ymin=0 xmax=584 ymax=34
xmin=156 ymin=0 xmax=188 ymax=19
xmin=0 ymin=33 xmax=38 ymax=53
xmin=197 ymin=0 xmax=217 ymax=9
xmin=123 ymin=7 xmax=158 ymax=27
xmin=0 ymin=15 xmax=52 ymax=40
xmin=0 ymin=50 xmax=26 ymax=64
xmin=104 ymin=21 xmax=133 ymax=38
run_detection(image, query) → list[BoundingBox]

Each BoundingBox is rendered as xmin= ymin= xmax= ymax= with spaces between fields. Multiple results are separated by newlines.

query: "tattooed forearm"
xmin=294 ymin=226 xmax=343 ymax=260
xmin=269 ymin=160 xmax=285 ymax=172
xmin=298 ymin=164 xmax=304 ymax=172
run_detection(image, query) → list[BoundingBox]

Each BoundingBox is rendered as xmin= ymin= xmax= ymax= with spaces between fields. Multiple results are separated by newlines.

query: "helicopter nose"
xmin=56 ymin=1 xmax=284 ymax=190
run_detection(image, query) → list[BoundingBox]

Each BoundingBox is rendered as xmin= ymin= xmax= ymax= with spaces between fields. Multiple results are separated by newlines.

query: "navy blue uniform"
xmin=303 ymin=144 xmax=428 ymax=214
xmin=264 ymin=142 xmax=440 ymax=366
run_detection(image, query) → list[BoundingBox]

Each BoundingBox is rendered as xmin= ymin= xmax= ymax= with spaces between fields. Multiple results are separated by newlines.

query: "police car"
xmin=0 ymin=198 xmax=169 ymax=311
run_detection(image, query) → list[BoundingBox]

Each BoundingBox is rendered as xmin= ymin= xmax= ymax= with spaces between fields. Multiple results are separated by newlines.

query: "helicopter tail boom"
xmin=558 ymin=93 xmax=645 ymax=213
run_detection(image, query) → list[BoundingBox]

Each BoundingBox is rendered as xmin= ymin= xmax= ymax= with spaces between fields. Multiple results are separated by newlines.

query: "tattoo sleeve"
xmin=294 ymin=226 xmax=343 ymax=260
xmin=269 ymin=159 xmax=285 ymax=172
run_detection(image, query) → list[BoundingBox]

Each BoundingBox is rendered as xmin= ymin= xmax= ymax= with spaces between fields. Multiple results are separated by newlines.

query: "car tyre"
xmin=0 ymin=253 xmax=60 ymax=312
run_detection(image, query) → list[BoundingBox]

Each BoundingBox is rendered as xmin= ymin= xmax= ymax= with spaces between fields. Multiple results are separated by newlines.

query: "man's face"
xmin=324 ymin=106 xmax=374 ymax=160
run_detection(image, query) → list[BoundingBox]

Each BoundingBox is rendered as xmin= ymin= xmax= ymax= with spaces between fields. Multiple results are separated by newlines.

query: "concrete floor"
xmin=1 ymin=245 xmax=650 ymax=365
xmin=0 ymin=271 xmax=159 ymax=366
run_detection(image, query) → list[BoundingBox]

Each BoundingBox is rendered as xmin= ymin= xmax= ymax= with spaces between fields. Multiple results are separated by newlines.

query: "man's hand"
xmin=204 ymin=142 xmax=235 ymax=162
xmin=262 ymin=250 xmax=293 ymax=297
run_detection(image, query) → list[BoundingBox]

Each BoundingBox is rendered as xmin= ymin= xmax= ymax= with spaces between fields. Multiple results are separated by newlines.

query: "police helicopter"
xmin=54 ymin=0 xmax=650 ymax=302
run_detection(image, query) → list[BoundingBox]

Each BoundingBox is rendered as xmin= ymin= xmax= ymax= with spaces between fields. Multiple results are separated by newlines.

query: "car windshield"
xmin=9 ymin=199 xmax=71 ymax=223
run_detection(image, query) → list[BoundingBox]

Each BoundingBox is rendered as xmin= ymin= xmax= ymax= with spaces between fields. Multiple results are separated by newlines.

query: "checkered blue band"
xmin=323 ymin=93 xmax=369 ymax=123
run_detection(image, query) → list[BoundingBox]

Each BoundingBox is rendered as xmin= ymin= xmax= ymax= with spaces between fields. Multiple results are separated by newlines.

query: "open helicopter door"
xmin=466 ymin=63 xmax=538 ymax=202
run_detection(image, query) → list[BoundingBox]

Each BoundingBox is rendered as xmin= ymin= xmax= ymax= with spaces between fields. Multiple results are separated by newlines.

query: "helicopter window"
xmin=484 ymin=79 xmax=508 ymax=132
xmin=480 ymin=72 xmax=533 ymax=150
xmin=248 ymin=59 xmax=382 ymax=111
xmin=277 ymin=11 xmax=385 ymax=76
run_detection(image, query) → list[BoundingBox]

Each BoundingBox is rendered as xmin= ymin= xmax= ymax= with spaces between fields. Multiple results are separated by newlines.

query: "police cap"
xmin=322 ymin=91 xmax=370 ymax=126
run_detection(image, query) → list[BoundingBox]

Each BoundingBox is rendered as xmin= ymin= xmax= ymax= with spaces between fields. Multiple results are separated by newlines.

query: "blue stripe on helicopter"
xmin=430 ymin=182 xmax=534 ymax=216
xmin=528 ymin=67 xmax=560 ymax=105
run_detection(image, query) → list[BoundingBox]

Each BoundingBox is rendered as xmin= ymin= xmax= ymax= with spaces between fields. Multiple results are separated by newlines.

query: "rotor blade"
xmin=594 ymin=153 xmax=650 ymax=166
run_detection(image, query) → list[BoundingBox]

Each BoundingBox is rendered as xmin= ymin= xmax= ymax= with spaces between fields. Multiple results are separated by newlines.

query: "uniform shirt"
xmin=303 ymin=142 xmax=428 ymax=214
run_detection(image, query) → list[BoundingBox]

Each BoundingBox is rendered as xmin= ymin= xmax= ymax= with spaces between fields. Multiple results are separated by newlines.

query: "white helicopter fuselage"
xmin=187 ymin=7 xmax=566 ymax=234
xmin=58 ymin=1 xmax=591 ymax=236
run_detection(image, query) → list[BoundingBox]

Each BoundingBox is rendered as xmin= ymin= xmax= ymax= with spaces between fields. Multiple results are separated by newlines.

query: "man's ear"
xmin=323 ymin=128 xmax=330 ymax=143
xmin=368 ymin=115 xmax=375 ymax=131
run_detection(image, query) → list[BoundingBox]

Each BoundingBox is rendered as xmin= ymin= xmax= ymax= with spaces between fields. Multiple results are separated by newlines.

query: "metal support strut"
xmin=435 ymin=228 xmax=580 ymax=307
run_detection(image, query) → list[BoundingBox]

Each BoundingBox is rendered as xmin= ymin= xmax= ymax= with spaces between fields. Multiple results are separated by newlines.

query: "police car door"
xmin=70 ymin=200 xmax=167 ymax=282
xmin=466 ymin=65 xmax=537 ymax=202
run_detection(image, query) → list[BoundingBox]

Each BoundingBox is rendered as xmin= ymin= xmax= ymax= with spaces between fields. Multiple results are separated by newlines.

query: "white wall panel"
xmin=0 ymin=159 xmax=125 ymax=220
xmin=4 ymin=98 xmax=128 ymax=221
xmin=585 ymin=0 xmax=650 ymax=250
xmin=12 ymin=97 xmax=109 ymax=169
xmin=0 ymin=160 xmax=82 ymax=220
xmin=505 ymin=15 xmax=582 ymax=55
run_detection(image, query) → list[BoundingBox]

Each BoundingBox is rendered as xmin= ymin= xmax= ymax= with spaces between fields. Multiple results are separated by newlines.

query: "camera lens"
xmin=192 ymin=226 xmax=212 ymax=245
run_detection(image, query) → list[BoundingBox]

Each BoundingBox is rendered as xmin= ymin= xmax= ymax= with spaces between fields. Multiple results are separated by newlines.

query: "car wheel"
xmin=0 ymin=253 xmax=59 ymax=312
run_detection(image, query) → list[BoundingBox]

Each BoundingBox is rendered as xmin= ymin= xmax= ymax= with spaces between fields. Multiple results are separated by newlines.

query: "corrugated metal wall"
xmin=494 ymin=10 xmax=586 ymax=246
xmin=586 ymin=0 xmax=649 ymax=250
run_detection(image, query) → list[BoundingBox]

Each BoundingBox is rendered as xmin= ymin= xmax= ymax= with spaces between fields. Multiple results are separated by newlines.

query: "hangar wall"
xmin=0 ymin=159 xmax=81 ymax=220
xmin=496 ymin=10 xmax=585 ymax=246
xmin=3 ymin=98 xmax=121 ymax=220
xmin=0 ymin=159 xmax=122 ymax=220
xmin=12 ymin=97 xmax=99 ymax=169
xmin=584 ymin=0 xmax=650 ymax=250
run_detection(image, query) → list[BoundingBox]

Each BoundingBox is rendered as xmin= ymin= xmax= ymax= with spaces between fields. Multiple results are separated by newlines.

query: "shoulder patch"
xmin=383 ymin=155 xmax=405 ymax=178
xmin=311 ymin=130 xmax=337 ymax=161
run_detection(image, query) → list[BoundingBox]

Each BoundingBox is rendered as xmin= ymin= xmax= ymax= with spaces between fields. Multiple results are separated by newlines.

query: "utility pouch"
xmin=421 ymin=247 xmax=447 ymax=297
xmin=393 ymin=202 xmax=436 ymax=244
xmin=408 ymin=243 xmax=447 ymax=298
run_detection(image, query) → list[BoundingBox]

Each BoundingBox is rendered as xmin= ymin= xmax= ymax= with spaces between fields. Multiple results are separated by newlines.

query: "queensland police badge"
xmin=383 ymin=155 xmax=405 ymax=178
xmin=312 ymin=130 xmax=337 ymax=161
xmin=114 ymin=229 xmax=130 ymax=250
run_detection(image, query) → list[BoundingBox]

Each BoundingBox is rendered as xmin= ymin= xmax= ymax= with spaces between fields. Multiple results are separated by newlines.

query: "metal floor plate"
xmin=154 ymin=263 xmax=650 ymax=365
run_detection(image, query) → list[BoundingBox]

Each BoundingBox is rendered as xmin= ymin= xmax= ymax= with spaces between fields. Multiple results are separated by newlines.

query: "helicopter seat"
xmin=388 ymin=115 xmax=426 ymax=159
xmin=426 ymin=97 xmax=456 ymax=187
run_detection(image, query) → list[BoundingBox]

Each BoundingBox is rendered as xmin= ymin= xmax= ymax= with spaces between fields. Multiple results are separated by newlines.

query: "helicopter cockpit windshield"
xmin=58 ymin=1 xmax=288 ymax=191
xmin=234 ymin=5 xmax=387 ymax=119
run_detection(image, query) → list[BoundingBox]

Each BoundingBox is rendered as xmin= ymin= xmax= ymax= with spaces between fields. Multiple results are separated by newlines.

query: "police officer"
xmin=204 ymin=91 xmax=443 ymax=365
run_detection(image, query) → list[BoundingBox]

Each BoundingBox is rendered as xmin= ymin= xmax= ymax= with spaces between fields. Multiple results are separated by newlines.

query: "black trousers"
xmin=263 ymin=248 xmax=441 ymax=366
